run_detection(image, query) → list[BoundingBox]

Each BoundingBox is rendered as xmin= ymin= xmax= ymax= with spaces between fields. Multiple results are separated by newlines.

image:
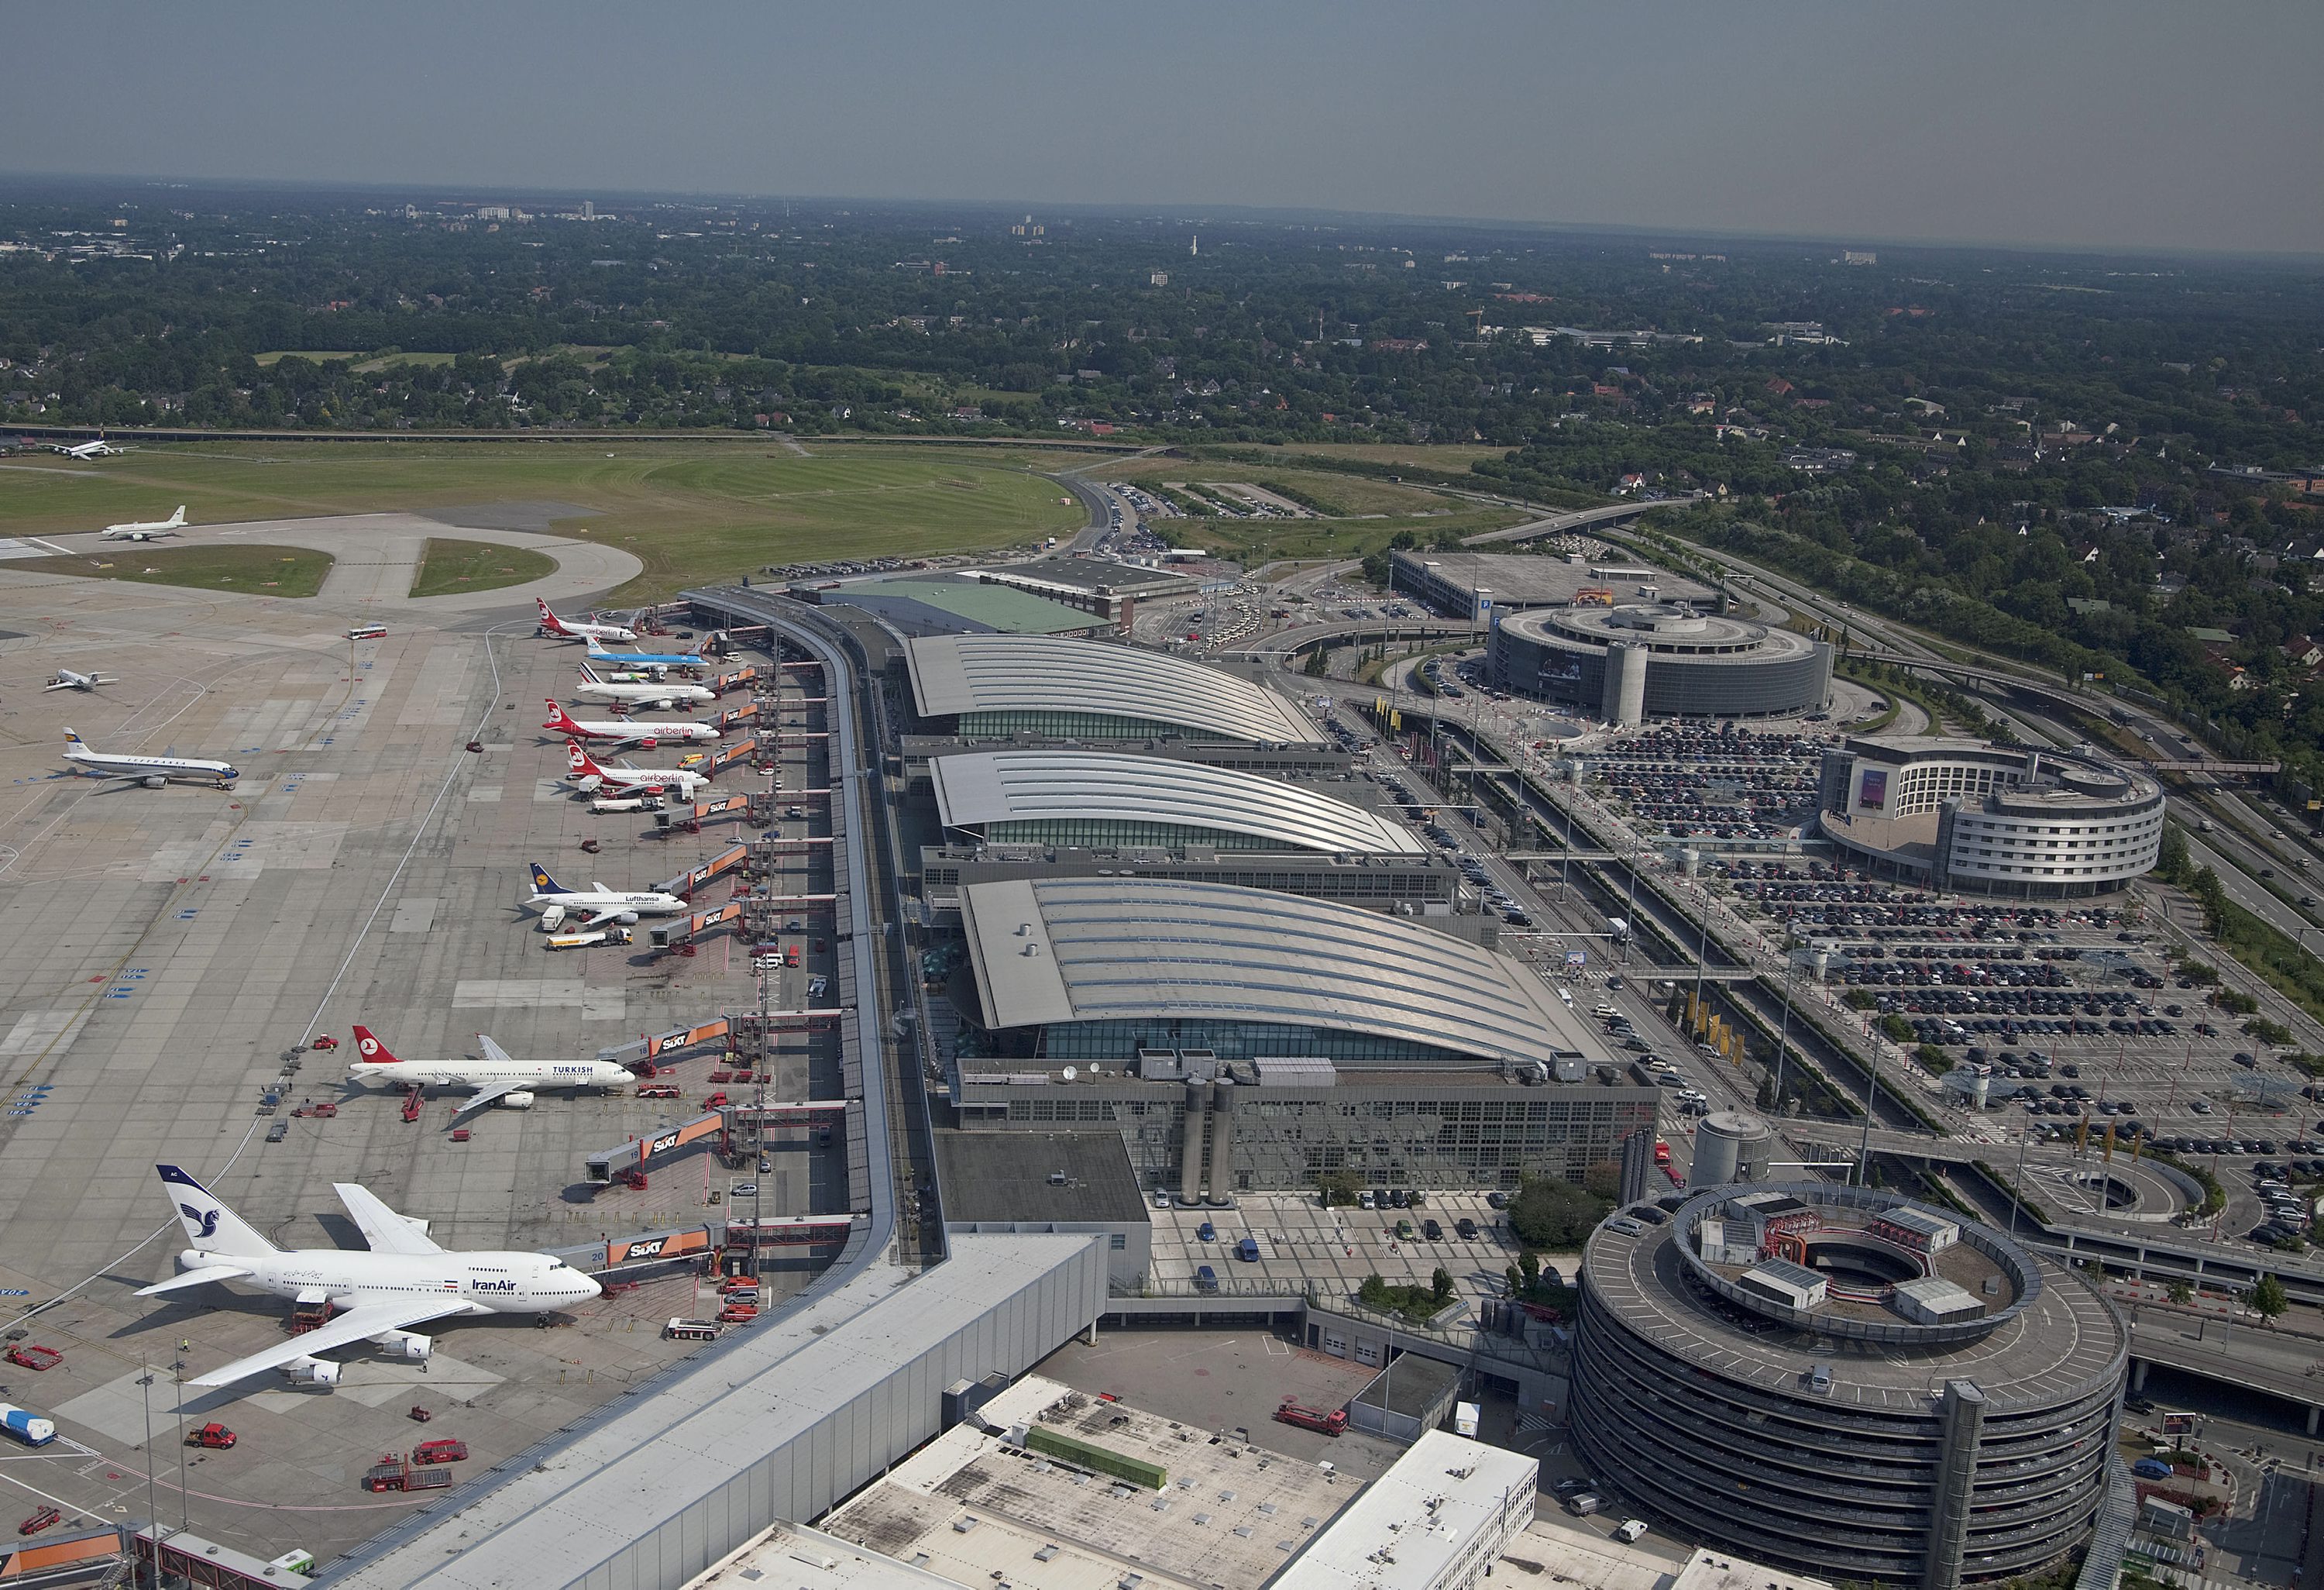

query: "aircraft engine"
xmin=373 ymin=1330 xmax=433 ymax=1362
xmin=614 ymin=910 xmax=639 ymax=926
xmin=283 ymin=1355 xmax=341 ymax=1385
xmin=500 ymin=1090 xmax=536 ymax=1110
xmin=143 ymin=775 xmax=167 ymax=789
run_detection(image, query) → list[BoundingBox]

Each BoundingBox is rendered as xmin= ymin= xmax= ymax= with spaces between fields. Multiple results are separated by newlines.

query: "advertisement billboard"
xmin=1857 ymin=769 xmax=1889 ymax=811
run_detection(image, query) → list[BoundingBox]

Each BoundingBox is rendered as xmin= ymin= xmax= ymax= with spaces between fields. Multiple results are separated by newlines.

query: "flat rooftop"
xmin=933 ymin=1129 xmax=1150 ymax=1225
xmin=810 ymin=575 xmax=1105 ymax=635
xmin=980 ymin=559 xmax=1203 ymax=599
xmin=1393 ymin=549 xmax=1716 ymax=609
xmin=820 ymin=1374 xmax=1362 ymax=1590
xmin=1271 ymin=1428 xmax=1536 ymax=1590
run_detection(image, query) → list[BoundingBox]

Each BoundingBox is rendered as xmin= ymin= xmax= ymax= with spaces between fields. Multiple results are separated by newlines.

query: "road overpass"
xmin=1459 ymin=497 xmax=1695 ymax=546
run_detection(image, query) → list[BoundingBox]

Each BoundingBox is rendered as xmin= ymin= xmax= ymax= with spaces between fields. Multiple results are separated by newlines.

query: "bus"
xmin=347 ymin=624 xmax=388 ymax=640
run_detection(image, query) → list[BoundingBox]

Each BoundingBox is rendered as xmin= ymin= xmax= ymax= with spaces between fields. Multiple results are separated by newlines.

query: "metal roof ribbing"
xmin=325 ymin=1236 xmax=1102 ymax=1590
xmin=959 ymin=876 xmax=1588 ymax=1070
xmin=906 ymin=635 xmax=1321 ymax=745
xmin=929 ymin=750 xmax=1425 ymax=855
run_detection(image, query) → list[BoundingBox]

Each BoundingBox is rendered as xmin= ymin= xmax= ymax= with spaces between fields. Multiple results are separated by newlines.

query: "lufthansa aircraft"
xmin=61 ymin=728 xmax=236 ymax=788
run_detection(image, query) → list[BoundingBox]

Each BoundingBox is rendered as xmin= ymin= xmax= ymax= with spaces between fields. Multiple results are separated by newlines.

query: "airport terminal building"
xmin=1816 ymin=737 xmax=2164 ymax=897
xmin=1490 ymin=603 xmax=1831 ymax=724
xmin=942 ymin=876 xmax=1657 ymax=1194
xmin=902 ymin=632 xmax=1346 ymax=774
xmin=919 ymin=749 xmax=1458 ymax=915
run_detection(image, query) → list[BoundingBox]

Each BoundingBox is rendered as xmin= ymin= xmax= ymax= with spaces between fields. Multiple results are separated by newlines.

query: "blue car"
xmin=2131 ymin=1457 xmax=2173 ymax=1481
xmin=1197 ymin=1220 xmax=1216 ymax=1242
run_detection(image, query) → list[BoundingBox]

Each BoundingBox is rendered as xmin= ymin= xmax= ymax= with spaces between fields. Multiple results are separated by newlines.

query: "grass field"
xmin=0 ymin=441 xmax=1085 ymax=603
xmin=12 ymin=543 xmax=333 ymax=597
xmin=410 ymin=538 xmax=558 ymax=597
xmin=251 ymin=351 xmax=366 ymax=366
xmin=1089 ymin=455 xmax=1521 ymax=563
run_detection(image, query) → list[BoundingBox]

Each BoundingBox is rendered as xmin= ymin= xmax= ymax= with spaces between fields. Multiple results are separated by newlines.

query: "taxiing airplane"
xmin=541 ymin=700 xmax=717 ymax=751
xmin=524 ymin=862 xmax=689 ymax=931
xmin=101 ymin=504 xmax=187 ymax=541
xmin=584 ymin=640 xmax=705 ymax=677
xmin=565 ymin=739 xmax=710 ymax=800
xmin=137 ymin=1164 xmax=600 ymax=1388
xmin=573 ymin=662 xmax=713 ymax=711
xmin=43 ymin=667 xmax=117 ymax=693
xmin=346 ymin=1024 xmax=638 ymax=1121
xmin=53 ymin=436 xmax=126 ymax=460
xmin=61 ymin=728 xmax=236 ymax=788
xmin=536 ymin=598 xmax=637 ymax=645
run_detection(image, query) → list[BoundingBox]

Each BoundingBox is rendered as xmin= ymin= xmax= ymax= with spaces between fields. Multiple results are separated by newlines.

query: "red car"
xmin=309 ymin=1035 xmax=339 ymax=1051
xmin=411 ymin=1438 xmax=468 ymax=1465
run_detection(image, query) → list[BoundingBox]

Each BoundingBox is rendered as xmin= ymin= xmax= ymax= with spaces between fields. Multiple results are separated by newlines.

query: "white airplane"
xmin=525 ymin=861 xmax=689 ymax=931
xmin=584 ymin=641 xmax=706 ymax=679
xmin=53 ymin=436 xmax=126 ymax=460
xmin=537 ymin=598 xmax=637 ymax=645
xmin=101 ymin=505 xmax=187 ymax=541
xmin=61 ymin=727 xmax=237 ymax=788
xmin=565 ymin=739 xmax=710 ymax=800
xmin=348 ymin=1024 xmax=637 ymax=1121
xmin=541 ymin=700 xmax=718 ymax=751
xmin=573 ymin=662 xmax=713 ymax=711
xmin=136 ymin=1163 xmax=601 ymax=1388
xmin=43 ymin=667 xmax=117 ymax=693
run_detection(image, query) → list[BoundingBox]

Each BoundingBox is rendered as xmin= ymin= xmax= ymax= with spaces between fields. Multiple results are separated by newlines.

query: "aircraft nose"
xmin=581 ymin=1274 xmax=604 ymax=1299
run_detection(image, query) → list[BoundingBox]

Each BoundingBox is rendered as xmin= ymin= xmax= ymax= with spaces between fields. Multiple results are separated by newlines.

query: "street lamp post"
xmin=1771 ymin=958 xmax=1798 ymax=1113
xmin=137 ymin=1361 xmax=162 ymax=1587
xmin=1855 ymin=1040 xmax=1886 ymax=1188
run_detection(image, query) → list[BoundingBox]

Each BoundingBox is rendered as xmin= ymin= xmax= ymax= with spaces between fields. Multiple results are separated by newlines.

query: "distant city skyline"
xmin=6 ymin=0 xmax=2322 ymax=257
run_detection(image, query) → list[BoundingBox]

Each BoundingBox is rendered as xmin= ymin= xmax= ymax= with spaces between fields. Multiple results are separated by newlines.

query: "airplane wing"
xmin=188 ymin=1299 xmax=473 ymax=1388
xmin=134 ymin=1263 xmax=254 ymax=1297
xmin=577 ymin=908 xmax=628 ymax=929
xmin=332 ymin=1183 xmax=445 ymax=1256
xmin=447 ymin=1082 xmax=529 ymax=1123
xmin=476 ymin=1034 xmax=519 ymax=1065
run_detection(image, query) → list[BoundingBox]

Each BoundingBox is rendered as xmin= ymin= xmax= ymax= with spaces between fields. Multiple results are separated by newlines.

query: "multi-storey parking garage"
xmin=1489 ymin=602 xmax=1831 ymax=723
xmin=1572 ymin=1184 xmax=2126 ymax=1590
xmin=1817 ymin=737 xmax=2164 ymax=897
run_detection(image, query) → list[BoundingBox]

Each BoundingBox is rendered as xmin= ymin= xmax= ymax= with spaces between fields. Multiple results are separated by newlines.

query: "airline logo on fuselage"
xmin=473 ymin=1279 xmax=519 ymax=1293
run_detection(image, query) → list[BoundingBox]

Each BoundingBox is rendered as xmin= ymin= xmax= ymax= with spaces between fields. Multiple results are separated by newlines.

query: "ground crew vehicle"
xmin=363 ymin=1456 xmax=450 ymax=1492
xmin=1274 ymin=1399 xmax=1347 ymax=1436
xmin=186 ymin=1422 xmax=237 ymax=1449
xmin=411 ymin=1439 xmax=467 ymax=1464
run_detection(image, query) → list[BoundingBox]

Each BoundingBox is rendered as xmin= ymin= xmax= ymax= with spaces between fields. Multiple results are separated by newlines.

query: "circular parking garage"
xmin=1490 ymin=603 xmax=1831 ymax=724
xmin=1573 ymin=1183 xmax=2126 ymax=1587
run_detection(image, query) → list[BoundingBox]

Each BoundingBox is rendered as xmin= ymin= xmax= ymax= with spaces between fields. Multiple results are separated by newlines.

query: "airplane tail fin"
xmin=566 ymin=740 xmax=603 ymax=778
xmin=168 ymin=506 xmax=186 ymax=527
xmin=542 ymin=700 xmax=582 ymax=733
xmin=579 ymin=662 xmax=603 ymax=685
xmin=63 ymin=727 xmax=88 ymax=749
xmin=352 ymin=1024 xmax=402 ymax=1065
xmin=537 ymin=598 xmax=565 ymax=632
xmin=157 ymin=1165 xmax=279 ymax=1256
xmin=528 ymin=861 xmax=565 ymax=895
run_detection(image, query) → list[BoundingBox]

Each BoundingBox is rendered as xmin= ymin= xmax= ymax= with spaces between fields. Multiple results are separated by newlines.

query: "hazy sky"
xmin=9 ymin=1 xmax=2321 ymax=255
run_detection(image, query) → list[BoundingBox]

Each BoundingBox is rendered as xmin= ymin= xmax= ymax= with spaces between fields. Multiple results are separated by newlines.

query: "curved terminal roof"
xmin=906 ymin=634 xmax=1322 ymax=745
xmin=958 ymin=876 xmax=1589 ymax=1069
xmin=930 ymin=751 xmax=1428 ymax=855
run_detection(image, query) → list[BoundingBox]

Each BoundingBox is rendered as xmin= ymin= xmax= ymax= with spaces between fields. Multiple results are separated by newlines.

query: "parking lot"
xmin=1589 ymin=721 xmax=1831 ymax=845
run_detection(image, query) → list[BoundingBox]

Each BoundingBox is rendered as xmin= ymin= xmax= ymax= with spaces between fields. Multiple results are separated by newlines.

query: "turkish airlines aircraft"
xmin=541 ymin=700 xmax=717 ymax=750
xmin=346 ymin=1023 xmax=638 ymax=1120
xmin=537 ymin=599 xmax=637 ymax=644
xmin=566 ymin=739 xmax=710 ymax=800
xmin=136 ymin=1164 xmax=600 ymax=1388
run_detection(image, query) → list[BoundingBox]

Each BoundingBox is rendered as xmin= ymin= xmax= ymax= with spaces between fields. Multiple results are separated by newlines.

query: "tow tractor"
xmin=309 ymin=1035 xmax=339 ymax=1052
xmin=1274 ymin=1398 xmax=1347 ymax=1437
xmin=186 ymin=1422 xmax=238 ymax=1450
xmin=291 ymin=1101 xmax=338 ymax=1119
